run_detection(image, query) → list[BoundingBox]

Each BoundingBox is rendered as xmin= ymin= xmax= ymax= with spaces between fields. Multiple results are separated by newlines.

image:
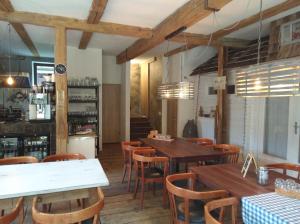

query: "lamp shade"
xmin=157 ymin=81 xmax=194 ymax=99
xmin=235 ymin=59 xmax=300 ymax=97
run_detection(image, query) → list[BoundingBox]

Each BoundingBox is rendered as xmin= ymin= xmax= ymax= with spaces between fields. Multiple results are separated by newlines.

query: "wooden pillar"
xmin=55 ymin=26 xmax=68 ymax=154
xmin=216 ymin=46 xmax=226 ymax=144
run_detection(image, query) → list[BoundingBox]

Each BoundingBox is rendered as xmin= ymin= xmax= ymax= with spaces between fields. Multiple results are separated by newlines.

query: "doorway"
xmin=102 ymin=84 xmax=121 ymax=143
xmin=263 ymin=96 xmax=300 ymax=163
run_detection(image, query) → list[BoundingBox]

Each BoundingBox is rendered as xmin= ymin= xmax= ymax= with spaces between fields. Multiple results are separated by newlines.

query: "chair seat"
xmin=138 ymin=167 xmax=164 ymax=178
xmin=177 ymin=200 xmax=218 ymax=224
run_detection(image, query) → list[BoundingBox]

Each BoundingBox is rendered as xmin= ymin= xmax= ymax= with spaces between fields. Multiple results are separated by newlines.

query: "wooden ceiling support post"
xmin=55 ymin=26 xmax=68 ymax=154
xmin=216 ymin=46 xmax=226 ymax=144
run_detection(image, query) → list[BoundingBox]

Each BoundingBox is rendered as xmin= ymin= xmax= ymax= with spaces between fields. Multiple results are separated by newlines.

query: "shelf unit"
xmin=67 ymin=85 xmax=100 ymax=155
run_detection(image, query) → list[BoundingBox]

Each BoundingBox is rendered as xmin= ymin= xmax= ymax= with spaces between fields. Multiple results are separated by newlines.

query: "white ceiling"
xmin=0 ymin=0 xmax=299 ymax=59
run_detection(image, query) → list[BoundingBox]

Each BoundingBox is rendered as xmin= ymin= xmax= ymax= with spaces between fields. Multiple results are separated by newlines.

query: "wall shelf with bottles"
xmin=67 ymin=79 xmax=100 ymax=155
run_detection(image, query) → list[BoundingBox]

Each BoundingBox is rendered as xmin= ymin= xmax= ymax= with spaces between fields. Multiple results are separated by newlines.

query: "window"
xmin=280 ymin=19 xmax=300 ymax=45
xmin=32 ymin=62 xmax=54 ymax=86
xmin=264 ymin=97 xmax=289 ymax=159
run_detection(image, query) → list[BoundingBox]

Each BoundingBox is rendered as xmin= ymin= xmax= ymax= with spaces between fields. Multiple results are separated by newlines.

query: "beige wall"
xmin=130 ymin=64 xmax=141 ymax=116
xmin=140 ymin=63 xmax=149 ymax=117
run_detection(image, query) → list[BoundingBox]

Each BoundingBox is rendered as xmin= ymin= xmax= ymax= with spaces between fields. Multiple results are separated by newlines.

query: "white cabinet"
xmin=197 ymin=117 xmax=215 ymax=142
xmin=67 ymin=136 xmax=96 ymax=159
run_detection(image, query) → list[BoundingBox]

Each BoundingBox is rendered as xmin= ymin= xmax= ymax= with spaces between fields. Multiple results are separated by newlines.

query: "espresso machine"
xmin=29 ymin=93 xmax=51 ymax=121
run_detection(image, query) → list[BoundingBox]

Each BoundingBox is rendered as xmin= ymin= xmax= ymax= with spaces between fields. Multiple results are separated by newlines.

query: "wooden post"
xmin=216 ymin=46 xmax=226 ymax=144
xmin=55 ymin=26 xmax=68 ymax=154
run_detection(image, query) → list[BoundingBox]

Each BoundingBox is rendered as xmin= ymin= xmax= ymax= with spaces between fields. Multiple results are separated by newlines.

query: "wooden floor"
xmin=99 ymin=143 xmax=170 ymax=224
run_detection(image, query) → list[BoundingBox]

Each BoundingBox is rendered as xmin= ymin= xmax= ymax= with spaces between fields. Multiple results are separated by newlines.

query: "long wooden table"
xmin=0 ymin=159 xmax=109 ymax=209
xmin=190 ymin=164 xmax=296 ymax=199
xmin=141 ymin=138 xmax=226 ymax=173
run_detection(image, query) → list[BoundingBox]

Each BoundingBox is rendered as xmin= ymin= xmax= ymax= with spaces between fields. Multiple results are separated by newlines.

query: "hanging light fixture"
xmin=157 ymin=29 xmax=194 ymax=100
xmin=6 ymin=23 xmax=15 ymax=86
xmin=235 ymin=0 xmax=300 ymax=97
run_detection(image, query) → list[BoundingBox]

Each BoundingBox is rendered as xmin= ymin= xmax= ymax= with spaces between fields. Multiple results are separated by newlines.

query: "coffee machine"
xmin=29 ymin=93 xmax=51 ymax=121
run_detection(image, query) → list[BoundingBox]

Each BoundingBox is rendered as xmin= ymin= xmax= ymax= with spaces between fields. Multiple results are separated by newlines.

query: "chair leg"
xmin=185 ymin=162 xmax=188 ymax=172
xmin=18 ymin=205 xmax=24 ymax=224
xmin=127 ymin=165 xmax=132 ymax=192
xmin=1 ymin=209 xmax=4 ymax=216
xmin=77 ymin=199 xmax=82 ymax=207
xmin=93 ymin=214 xmax=99 ymax=224
xmin=153 ymin=182 xmax=156 ymax=196
xmin=162 ymin=182 xmax=167 ymax=208
xmin=133 ymin=178 xmax=139 ymax=199
xmin=140 ymin=180 xmax=145 ymax=209
xmin=121 ymin=164 xmax=127 ymax=183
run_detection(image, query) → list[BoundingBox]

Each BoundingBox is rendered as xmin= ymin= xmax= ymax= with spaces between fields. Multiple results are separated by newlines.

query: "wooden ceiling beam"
xmin=0 ymin=0 xmax=39 ymax=57
xmin=165 ymin=0 xmax=300 ymax=56
xmin=0 ymin=10 xmax=153 ymax=39
xmin=116 ymin=0 xmax=232 ymax=64
xmin=79 ymin=0 xmax=108 ymax=49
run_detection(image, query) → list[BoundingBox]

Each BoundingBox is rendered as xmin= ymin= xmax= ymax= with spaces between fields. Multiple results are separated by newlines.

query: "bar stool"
xmin=32 ymin=187 xmax=104 ymax=224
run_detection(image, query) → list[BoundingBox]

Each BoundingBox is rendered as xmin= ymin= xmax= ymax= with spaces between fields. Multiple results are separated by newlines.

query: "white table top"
xmin=0 ymin=159 xmax=109 ymax=200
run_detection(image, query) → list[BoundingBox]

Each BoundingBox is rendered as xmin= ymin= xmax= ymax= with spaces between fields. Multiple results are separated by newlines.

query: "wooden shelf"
xmin=68 ymin=85 xmax=99 ymax=89
xmin=69 ymin=99 xmax=98 ymax=103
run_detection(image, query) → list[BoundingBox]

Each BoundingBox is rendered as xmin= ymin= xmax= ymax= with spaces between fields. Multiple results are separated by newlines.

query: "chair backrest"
xmin=125 ymin=146 xmax=153 ymax=164
xmin=42 ymin=153 xmax=86 ymax=162
xmin=132 ymin=149 xmax=169 ymax=178
xmin=213 ymin=144 xmax=240 ymax=164
xmin=32 ymin=187 xmax=104 ymax=224
xmin=121 ymin=141 xmax=142 ymax=163
xmin=205 ymin=197 xmax=239 ymax=224
xmin=266 ymin=163 xmax=300 ymax=180
xmin=0 ymin=156 xmax=38 ymax=165
xmin=186 ymin=138 xmax=214 ymax=146
xmin=0 ymin=197 xmax=24 ymax=224
xmin=166 ymin=173 xmax=229 ymax=224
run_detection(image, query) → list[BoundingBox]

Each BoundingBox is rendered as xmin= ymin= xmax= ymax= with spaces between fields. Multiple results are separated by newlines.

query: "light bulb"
xmin=6 ymin=76 xmax=14 ymax=85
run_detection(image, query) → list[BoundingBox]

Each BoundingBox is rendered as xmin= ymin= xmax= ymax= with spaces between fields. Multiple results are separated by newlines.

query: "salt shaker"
xmin=257 ymin=166 xmax=269 ymax=185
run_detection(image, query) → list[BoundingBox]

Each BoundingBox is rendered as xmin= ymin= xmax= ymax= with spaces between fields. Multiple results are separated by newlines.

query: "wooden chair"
xmin=166 ymin=173 xmax=229 ymax=224
xmin=42 ymin=153 xmax=86 ymax=162
xmin=0 ymin=156 xmax=38 ymax=165
xmin=123 ymin=145 xmax=153 ymax=192
xmin=266 ymin=163 xmax=300 ymax=180
xmin=42 ymin=153 xmax=86 ymax=211
xmin=32 ymin=187 xmax=104 ymax=224
xmin=0 ymin=156 xmax=37 ymax=223
xmin=205 ymin=197 xmax=239 ymax=224
xmin=186 ymin=138 xmax=214 ymax=146
xmin=213 ymin=144 xmax=240 ymax=164
xmin=132 ymin=148 xmax=169 ymax=209
xmin=0 ymin=197 xmax=24 ymax=224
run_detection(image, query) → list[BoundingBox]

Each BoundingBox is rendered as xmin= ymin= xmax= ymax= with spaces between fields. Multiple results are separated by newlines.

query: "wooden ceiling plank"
xmin=0 ymin=10 xmax=152 ymax=39
xmin=116 ymin=0 xmax=232 ymax=64
xmin=165 ymin=0 xmax=300 ymax=56
xmin=0 ymin=0 xmax=39 ymax=57
xmin=79 ymin=0 xmax=108 ymax=49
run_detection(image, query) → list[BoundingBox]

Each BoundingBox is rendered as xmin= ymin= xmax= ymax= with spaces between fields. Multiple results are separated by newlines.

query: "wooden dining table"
xmin=0 ymin=159 xmax=109 ymax=209
xmin=141 ymin=138 xmax=226 ymax=173
xmin=190 ymin=163 xmax=297 ymax=199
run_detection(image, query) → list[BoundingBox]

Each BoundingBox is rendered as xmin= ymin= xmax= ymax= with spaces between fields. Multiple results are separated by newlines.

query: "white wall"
xmin=102 ymin=55 xmax=122 ymax=84
xmin=66 ymin=46 xmax=103 ymax=149
xmin=121 ymin=62 xmax=130 ymax=141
